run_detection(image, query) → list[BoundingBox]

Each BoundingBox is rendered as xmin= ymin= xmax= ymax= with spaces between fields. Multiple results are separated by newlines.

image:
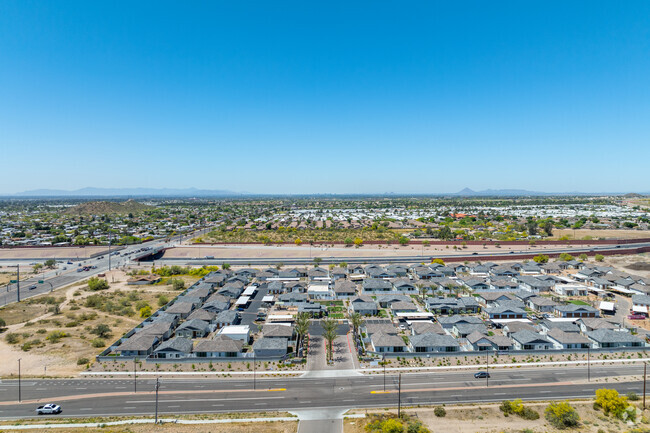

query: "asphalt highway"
xmin=0 ymin=364 xmax=645 ymax=419
xmin=0 ymin=228 xmax=212 ymax=307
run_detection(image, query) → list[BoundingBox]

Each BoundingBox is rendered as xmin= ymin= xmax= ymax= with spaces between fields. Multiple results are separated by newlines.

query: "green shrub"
xmin=5 ymin=333 xmax=20 ymax=344
xmin=46 ymin=330 xmax=67 ymax=343
xmin=434 ymin=406 xmax=446 ymax=417
xmin=87 ymin=277 xmax=109 ymax=291
xmin=627 ymin=391 xmax=640 ymax=401
xmin=77 ymin=357 xmax=90 ymax=365
xmin=545 ymin=402 xmax=579 ymax=429
xmin=91 ymin=338 xmax=106 ymax=348
xmin=595 ymin=389 xmax=631 ymax=419
xmin=0 ymin=317 xmax=6 ymax=328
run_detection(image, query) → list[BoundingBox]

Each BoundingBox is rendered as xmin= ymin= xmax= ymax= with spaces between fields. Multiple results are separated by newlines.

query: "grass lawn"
xmin=568 ymin=300 xmax=590 ymax=305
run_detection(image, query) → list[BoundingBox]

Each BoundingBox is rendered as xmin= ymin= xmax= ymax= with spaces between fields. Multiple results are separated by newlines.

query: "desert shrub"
xmin=627 ymin=392 xmax=640 ymax=401
xmin=434 ymin=406 xmax=446 ymax=417
xmin=91 ymin=338 xmax=106 ymax=348
xmin=47 ymin=330 xmax=67 ymax=343
xmin=157 ymin=295 xmax=169 ymax=306
xmin=5 ymin=333 xmax=20 ymax=344
xmin=595 ymin=389 xmax=632 ymax=420
xmin=0 ymin=317 xmax=6 ymax=328
xmin=170 ymin=278 xmax=185 ymax=291
xmin=545 ymin=402 xmax=579 ymax=429
xmin=87 ymin=277 xmax=109 ymax=291
xmin=77 ymin=357 xmax=90 ymax=365
xmin=91 ymin=324 xmax=112 ymax=339
xmin=365 ymin=418 xmax=404 ymax=433
xmin=139 ymin=305 xmax=152 ymax=318
xmin=500 ymin=399 xmax=539 ymax=420
xmin=21 ymin=342 xmax=32 ymax=351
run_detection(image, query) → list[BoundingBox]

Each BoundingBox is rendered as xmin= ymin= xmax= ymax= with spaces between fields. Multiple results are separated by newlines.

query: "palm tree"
xmin=321 ymin=318 xmax=338 ymax=362
xmin=348 ymin=312 xmax=364 ymax=339
xmin=294 ymin=312 xmax=310 ymax=356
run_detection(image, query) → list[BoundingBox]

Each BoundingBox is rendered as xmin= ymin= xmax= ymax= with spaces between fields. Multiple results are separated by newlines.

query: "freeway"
xmin=150 ymin=242 xmax=650 ymax=266
xmin=0 ymin=228 xmax=213 ymax=307
xmin=0 ymin=364 xmax=645 ymax=419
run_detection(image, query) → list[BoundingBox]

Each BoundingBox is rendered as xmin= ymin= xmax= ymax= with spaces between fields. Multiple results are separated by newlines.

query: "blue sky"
xmin=1 ymin=1 xmax=649 ymax=194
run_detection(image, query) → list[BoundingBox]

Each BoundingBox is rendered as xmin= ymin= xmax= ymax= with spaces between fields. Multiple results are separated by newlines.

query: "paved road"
xmin=0 ymin=228 xmax=212 ymax=307
xmin=0 ymin=364 xmax=645 ymax=419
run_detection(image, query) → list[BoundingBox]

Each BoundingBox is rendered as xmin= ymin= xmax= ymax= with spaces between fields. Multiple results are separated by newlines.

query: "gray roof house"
xmin=253 ymin=337 xmax=288 ymax=357
xmin=350 ymin=297 xmax=378 ymax=316
xmin=410 ymin=321 xmax=445 ymax=335
xmin=164 ymin=302 xmax=195 ymax=319
xmin=193 ymin=335 xmax=243 ymax=358
xmin=554 ymin=304 xmax=599 ymax=318
xmin=409 ymin=333 xmax=460 ymax=353
xmin=363 ymin=278 xmax=394 ymax=294
xmin=371 ymin=332 xmax=408 ymax=353
xmin=510 ymin=330 xmax=552 ymax=350
xmin=175 ymin=319 xmax=210 ymax=339
xmin=587 ymin=329 xmax=644 ymax=348
xmin=115 ymin=334 xmax=160 ymax=357
xmin=263 ymin=324 xmax=295 ymax=339
xmin=466 ymin=331 xmax=513 ymax=351
xmin=452 ymin=323 xmax=488 ymax=338
xmin=187 ymin=308 xmax=217 ymax=324
xmin=437 ymin=315 xmax=484 ymax=329
xmin=547 ymin=329 xmax=591 ymax=349
xmin=214 ymin=310 xmax=240 ymax=328
xmin=202 ymin=300 xmax=231 ymax=313
xmin=153 ymin=337 xmax=193 ymax=359
xmin=527 ymin=296 xmax=559 ymax=313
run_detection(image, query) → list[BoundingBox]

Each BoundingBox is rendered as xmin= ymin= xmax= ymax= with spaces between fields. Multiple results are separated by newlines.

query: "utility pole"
xmin=587 ymin=345 xmax=591 ymax=382
xmin=397 ymin=373 xmax=402 ymax=418
xmin=486 ymin=350 xmax=490 ymax=387
xmin=18 ymin=358 xmax=21 ymax=403
xmin=383 ymin=354 xmax=386 ymax=392
xmin=253 ymin=352 xmax=256 ymax=391
xmin=16 ymin=264 xmax=20 ymax=303
xmin=644 ymin=362 xmax=647 ymax=410
xmin=134 ymin=358 xmax=137 ymax=393
xmin=108 ymin=231 xmax=112 ymax=271
xmin=154 ymin=378 xmax=160 ymax=424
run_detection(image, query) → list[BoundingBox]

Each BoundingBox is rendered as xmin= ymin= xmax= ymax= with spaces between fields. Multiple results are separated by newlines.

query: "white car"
xmin=36 ymin=403 xmax=62 ymax=415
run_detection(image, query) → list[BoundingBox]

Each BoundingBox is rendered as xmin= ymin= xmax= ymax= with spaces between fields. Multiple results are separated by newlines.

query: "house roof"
xmin=371 ymin=331 xmax=407 ymax=348
xmin=410 ymin=321 xmax=445 ymax=335
xmin=117 ymin=334 xmax=158 ymax=352
xmin=409 ymin=332 xmax=459 ymax=348
xmin=253 ymin=337 xmax=288 ymax=350
xmin=176 ymin=319 xmax=210 ymax=332
xmin=547 ymin=328 xmax=590 ymax=345
xmin=214 ymin=310 xmax=239 ymax=323
xmin=263 ymin=324 xmax=294 ymax=338
xmin=511 ymin=330 xmax=550 ymax=345
xmin=587 ymin=329 xmax=643 ymax=344
xmin=193 ymin=335 xmax=243 ymax=353
xmin=187 ymin=309 xmax=217 ymax=322
xmin=155 ymin=337 xmax=193 ymax=353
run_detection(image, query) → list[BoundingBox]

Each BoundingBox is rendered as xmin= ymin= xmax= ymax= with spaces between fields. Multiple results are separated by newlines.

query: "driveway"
xmin=239 ymin=285 xmax=269 ymax=327
xmin=305 ymin=320 xmax=357 ymax=374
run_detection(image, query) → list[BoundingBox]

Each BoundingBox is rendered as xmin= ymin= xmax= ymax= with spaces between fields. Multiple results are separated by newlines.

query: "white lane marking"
xmin=125 ymin=396 xmax=285 ymax=404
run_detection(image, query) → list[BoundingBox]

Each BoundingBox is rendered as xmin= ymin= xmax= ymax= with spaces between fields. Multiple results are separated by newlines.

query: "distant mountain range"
xmin=9 ymin=187 xmax=242 ymax=197
xmin=3 ymin=187 xmax=647 ymax=198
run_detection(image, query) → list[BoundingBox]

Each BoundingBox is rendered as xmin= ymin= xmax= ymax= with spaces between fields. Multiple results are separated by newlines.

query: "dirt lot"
xmin=346 ymin=401 xmax=648 ymax=433
xmin=166 ymin=242 xmax=597 ymax=260
xmin=0 ymin=269 xmax=198 ymax=378
xmin=552 ymin=229 xmax=650 ymax=240
xmin=0 ymin=246 xmax=109 ymax=259
xmin=0 ymin=421 xmax=298 ymax=433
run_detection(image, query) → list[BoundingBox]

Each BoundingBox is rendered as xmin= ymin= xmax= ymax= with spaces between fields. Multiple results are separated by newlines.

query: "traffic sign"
xmin=38 ymin=280 xmax=44 ymax=284
xmin=10 ymin=280 xmax=17 ymax=283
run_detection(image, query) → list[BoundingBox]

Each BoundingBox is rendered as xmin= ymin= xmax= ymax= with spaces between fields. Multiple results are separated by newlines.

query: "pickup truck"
xmin=36 ymin=403 xmax=62 ymax=415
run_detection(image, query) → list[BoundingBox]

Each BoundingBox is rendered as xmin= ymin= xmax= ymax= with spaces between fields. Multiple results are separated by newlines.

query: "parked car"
xmin=36 ymin=403 xmax=62 ymax=415
xmin=28 ymin=285 xmax=37 ymax=290
xmin=628 ymin=314 xmax=646 ymax=320
xmin=474 ymin=371 xmax=490 ymax=379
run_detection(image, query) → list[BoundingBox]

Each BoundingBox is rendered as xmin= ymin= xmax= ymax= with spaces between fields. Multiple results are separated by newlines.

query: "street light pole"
xmin=383 ymin=354 xmax=386 ymax=392
xmin=587 ymin=346 xmax=591 ymax=382
xmin=16 ymin=264 xmax=20 ymax=303
xmin=486 ymin=350 xmax=490 ymax=388
xmin=644 ymin=362 xmax=647 ymax=410
xmin=18 ymin=358 xmax=21 ymax=403
xmin=134 ymin=358 xmax=137 ymax=393
xmin=154 ymin=378 xmax=160 ymax=424
xmin=253 ymin=352 xmax=256 ymax=391
xmin=397 ymin=373 xmax=402 ymax=418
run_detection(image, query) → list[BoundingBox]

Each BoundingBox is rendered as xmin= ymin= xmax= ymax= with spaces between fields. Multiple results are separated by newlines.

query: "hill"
xmin=64 ymin=199 xmax=153 ymax=215
xmin=12 ymin=187 xmax=240 ymax=197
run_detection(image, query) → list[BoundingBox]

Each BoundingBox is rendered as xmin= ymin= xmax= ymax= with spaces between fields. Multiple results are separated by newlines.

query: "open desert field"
xmin=166 ymin=242 xmax=598 ymax=260
xmin=551 ymin=229 xmax=650 ymax=240
xmin=0 ymin=268 xmax=198 ymax=377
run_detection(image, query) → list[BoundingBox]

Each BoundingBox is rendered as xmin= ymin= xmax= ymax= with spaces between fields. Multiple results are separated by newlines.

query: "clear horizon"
xmin=1 ymin=2 xmax=650 ymax=194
